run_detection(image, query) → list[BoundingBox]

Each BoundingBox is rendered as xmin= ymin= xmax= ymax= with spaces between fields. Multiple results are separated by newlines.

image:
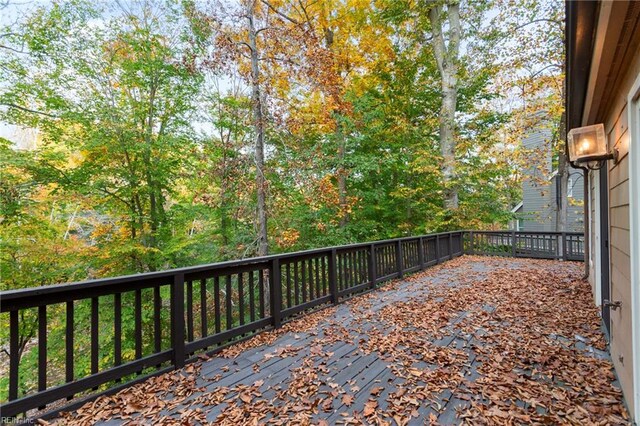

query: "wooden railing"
xmin=465 ymin=230 xmax=585 ymax=261
xmin=0 ymin=230 xmax=583 ymax=419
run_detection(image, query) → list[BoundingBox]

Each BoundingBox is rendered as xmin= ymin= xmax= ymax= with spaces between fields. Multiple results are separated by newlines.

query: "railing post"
xmin=468 ymin=231 xmax=474 ymax=255
xmin=369 ymin=243 xmax=377 ymax=289
xmin=396 ymin=239 xmax=404 ymax=278
xmin=562 ymin=232 xmax=568 ymax=261
xmin=418 ymin=237 xmax=425 ymax=269
xmin=9 ymin=310 xmax=18 ymax=401
xmin=449 ymin=232 xmax=453 ymax=259
xmin=329 ymin=248 xmax=338 ymax=304
xmin=270 ymin=258 xmax=282 ymax=328
xmin=171 ymin=272 xmax=185 ymax=369
xmin=435 ymin=234 xmax=441 ymax=264
xmin=511 ymin=230 xmax=517 ymax=258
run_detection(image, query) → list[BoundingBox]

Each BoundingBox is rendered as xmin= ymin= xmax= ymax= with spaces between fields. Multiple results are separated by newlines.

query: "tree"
xmin=245 ymin=0 xmax=269 ymax=256
xmin=429 ymin=1 xmax=461 ymax=211
xmin=2 ymin=1 xmax=205 ymax=272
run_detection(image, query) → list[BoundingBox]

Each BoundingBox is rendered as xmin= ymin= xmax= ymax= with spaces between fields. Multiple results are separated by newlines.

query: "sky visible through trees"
xmin=0 ymin=0 xmax=564 ymax=398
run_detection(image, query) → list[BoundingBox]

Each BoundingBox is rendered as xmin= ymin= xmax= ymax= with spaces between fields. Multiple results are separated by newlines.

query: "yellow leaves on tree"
xmin=276 ymin=228 xmax=300 ymax=249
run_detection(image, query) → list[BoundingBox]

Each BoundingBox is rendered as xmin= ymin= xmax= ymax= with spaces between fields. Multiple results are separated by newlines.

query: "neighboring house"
xmin=566 ymin=0 xmax=640 ymax=421
xmin=511 ymin=126 xmax=584 ymax=232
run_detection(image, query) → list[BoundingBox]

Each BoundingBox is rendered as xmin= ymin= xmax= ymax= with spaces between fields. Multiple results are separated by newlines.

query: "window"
xmin=568 ymin=177 xmax=573 ymax=198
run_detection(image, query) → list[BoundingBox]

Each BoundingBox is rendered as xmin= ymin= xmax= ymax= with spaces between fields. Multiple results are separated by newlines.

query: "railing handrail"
xmin=0 ymin=231 xmax=462 ymax=306
xmin=465 ymin=230 xmax=583 ymax=235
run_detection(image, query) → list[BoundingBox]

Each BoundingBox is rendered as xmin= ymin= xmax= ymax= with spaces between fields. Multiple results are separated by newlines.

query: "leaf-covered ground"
xmin=51 ymin=256 xmax=629 ymax=425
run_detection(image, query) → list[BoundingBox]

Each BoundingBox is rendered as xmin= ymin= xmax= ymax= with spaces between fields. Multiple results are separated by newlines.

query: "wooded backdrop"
xmin=0 ymin=0 xmax=564 ymax=399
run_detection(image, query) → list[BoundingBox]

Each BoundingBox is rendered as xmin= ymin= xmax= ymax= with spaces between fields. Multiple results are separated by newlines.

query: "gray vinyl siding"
xmin=518 ymin=126 xmax=584 ymax=232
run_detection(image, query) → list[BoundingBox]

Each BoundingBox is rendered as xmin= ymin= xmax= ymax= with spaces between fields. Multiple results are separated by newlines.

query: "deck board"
xmin=55 ymin=257 xmax=628 ymax=425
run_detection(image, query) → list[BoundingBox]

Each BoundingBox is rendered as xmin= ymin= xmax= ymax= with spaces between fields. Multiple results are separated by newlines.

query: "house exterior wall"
xmin=568 ymin=0 xmax=640 ymax=419
xmin=587 ymin=36 xmax=639 ymax=419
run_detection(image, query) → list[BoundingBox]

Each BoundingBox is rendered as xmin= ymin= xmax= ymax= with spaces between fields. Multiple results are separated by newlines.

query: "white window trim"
xmin=628 ymin=73 xmax=640 ymax=421
xmin=592 ymin=169 xmax=602 ymax=307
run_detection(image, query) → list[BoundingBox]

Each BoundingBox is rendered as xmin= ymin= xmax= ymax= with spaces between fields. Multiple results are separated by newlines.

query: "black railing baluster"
xmin=389 ymin=245 xmax=394 ymax=273
xmin=114 ymin=293 xmax=122 ymax=370
xmin=249 ymin=270 xmax=255 ymax=323
xmin=348 ymin=251 xmax=354 ymax=287
xmin=321 ymin=255 xmax=328 ymax=295
xmin=308 ymin=259 xmax=314 ymax=301
xmin=315 ymin=257 xmax=321 ymax=297
xmin=200 ymin=279 xmax=207 ymax=338
xmin=329 ymin=249 xmax=338 ymax=303
xmin=171 ymin=273 xmax=185 ymax=369
xmin=238 ymin=273 xmax=245 ymax=326
xmin=350 ymin=250 xmax=356 ymax=286
xmin=186 ymin=281 xmax=194 ymax=342
xmin=9 ymin=310 xmax=19 ymax=401
xmin=154 ymin=286 xmax=162 ymax=352
xmin=301 ymin=259 xmax=307 ymax=303
xmin=286 ymin=262 xmax=292 ymax=308
xmin=225 ymin=275 xmax=232 ymax=330
xmin=338 ymin=252 xmax=344 ymax=291
xmin=258 ymin=271 xmax=265 ymax=318
xmin=369 ymin=244 xmax=377 ymax=289
xmin=351 ymin=251 xmax=356 ymax=286
xmin=38 ymin=305 xmax=47 ymax=401
xmin=134 ymin=290 xmax=142 ymax=363
xmin=214 ymin=276 xmax=221 ymax=334
xmin=449 ymin=233 xmax=453 ymax=259
xmin=91 ymin=297 xmax=99 ymax=384
xmin=294 ymin=261 xmax=300 ymax=306
xmin=397 ymin=240 xmax=404 ymax=278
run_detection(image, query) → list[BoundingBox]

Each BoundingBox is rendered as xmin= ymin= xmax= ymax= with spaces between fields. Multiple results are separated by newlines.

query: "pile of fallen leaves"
xmin=50 ymin=256 xmax=628 ymax=425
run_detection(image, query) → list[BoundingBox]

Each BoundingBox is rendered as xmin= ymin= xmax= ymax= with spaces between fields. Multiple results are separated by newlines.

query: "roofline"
xmin=565 ymin=0 xmax=599 ymax=131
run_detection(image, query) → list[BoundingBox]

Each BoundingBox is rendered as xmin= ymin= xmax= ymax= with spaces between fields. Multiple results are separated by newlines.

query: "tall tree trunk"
xmin=429 ymin=2 xmax=460 ymax=210
xmin=336 ymin=118 xmax=348 ymax=227
xmin=247 ymin=1 xmax=268 ymax=257
xmin=219 ymin=146 xmax=231 ymax=248
xmin=323 ymin=25 xmax=349 ymax=228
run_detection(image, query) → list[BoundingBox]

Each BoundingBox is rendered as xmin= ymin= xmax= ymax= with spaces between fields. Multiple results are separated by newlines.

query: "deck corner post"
xmin=171 ymin=272 xmax=186 ymax=369
xmin=329 ymin=248 xmax=338 ymax=304
xmin=396 ymin=239 xmax=404 ymax=278
xmin=449 ymin=232 xmax=453 ymax=260
xmin=270 ymin=257 xmax=282 ymax=328
xmin=561 ymin=232 xmax=568 ymax=261
xmin=468 ymin=231 xmax=474 ymax=255
xmin=435 ymin=234 xmax=441 ymax=264
xmin=369 ymin=243 xmax=377 ymax=289
xmin=511 ymin=230 xmax=517 ymax=258
xmin=418 ymin=237 xmax=425 ymax=269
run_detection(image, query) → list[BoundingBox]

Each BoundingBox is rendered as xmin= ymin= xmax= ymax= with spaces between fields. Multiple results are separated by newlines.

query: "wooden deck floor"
xmin=55 ymin=256 xmax=628 ymax=425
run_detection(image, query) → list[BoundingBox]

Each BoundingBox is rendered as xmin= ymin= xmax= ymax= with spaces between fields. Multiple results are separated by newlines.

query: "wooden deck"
xmin=55 ymin=256 xmax=628 ymax=425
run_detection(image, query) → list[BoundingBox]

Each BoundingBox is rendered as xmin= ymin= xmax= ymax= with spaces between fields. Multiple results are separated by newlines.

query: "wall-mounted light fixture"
xmin=567 ymin=123 xmax=618 ymax=170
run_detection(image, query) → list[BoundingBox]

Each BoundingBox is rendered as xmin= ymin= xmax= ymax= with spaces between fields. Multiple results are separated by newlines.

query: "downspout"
xmin=568 ymin=160 xmax=589 ymax=279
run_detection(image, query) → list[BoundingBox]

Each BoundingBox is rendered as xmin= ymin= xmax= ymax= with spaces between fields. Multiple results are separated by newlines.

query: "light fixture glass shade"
xmin=567 ymin=123 xmax=607 ymax=163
